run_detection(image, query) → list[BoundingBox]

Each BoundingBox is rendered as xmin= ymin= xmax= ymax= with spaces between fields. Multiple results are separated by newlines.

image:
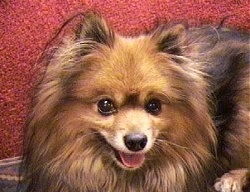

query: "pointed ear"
xmin=152 ymin=24 xmax=185 ymax=56
xmin=76 ymin=12 xmax=115 ymax=47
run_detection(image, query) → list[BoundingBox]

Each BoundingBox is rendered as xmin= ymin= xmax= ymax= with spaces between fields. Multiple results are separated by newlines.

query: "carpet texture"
xmin=0 ymin=0 xmax=249 ymax=159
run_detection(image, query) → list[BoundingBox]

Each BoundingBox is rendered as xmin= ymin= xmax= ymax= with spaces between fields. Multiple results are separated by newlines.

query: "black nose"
xmin=124 ymin=134 xmax=148 ymax=152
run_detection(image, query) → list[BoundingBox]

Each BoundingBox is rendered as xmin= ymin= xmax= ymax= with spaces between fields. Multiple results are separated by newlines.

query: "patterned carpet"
xmin=0 ymin=157 xmax=24 ymax=192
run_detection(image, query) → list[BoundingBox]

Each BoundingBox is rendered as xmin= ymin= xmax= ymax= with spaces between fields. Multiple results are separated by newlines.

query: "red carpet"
xmin=0 ymin=0 xmax=249 ymax=159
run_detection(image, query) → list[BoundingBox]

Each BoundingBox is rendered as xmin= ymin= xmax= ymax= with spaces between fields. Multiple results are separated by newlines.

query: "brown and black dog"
xmin=23 ymin=13 xmax=249 ymax=192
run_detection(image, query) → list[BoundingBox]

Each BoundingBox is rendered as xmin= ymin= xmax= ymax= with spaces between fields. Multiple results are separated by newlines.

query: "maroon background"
xmin=0 ymin=0 xmax=249 ymax=159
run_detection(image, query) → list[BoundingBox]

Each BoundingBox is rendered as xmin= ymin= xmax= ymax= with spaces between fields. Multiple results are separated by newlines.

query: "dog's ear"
xmin=76 ymin=12 xmax=115 ymax=47
xmin=152 ymin=24 xmax=185 ymax=56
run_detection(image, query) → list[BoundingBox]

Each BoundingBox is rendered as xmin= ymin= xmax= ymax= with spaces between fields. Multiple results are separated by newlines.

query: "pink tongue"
xmin=119 ymin=152 xmax=145 ymax=168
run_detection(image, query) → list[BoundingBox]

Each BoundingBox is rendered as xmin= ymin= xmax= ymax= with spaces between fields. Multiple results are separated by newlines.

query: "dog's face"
xmin=26 ymin=13 xmax=216 ymax=183
xmin=72 ymin=35 xmax=170 ymax=169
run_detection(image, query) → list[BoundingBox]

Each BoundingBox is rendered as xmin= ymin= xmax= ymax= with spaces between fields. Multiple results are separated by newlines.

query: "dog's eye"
xmin=97 ymin=99 xmax=117 ymax=116
xmin=145 ymin=99 xmax=162 ymax=115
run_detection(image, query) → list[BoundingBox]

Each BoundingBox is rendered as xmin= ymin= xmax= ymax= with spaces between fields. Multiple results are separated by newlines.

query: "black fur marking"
xmin=158 ymin=33 xmax=183 ymax=56
xmin=76 ymin=12 xmax=115 ymax=48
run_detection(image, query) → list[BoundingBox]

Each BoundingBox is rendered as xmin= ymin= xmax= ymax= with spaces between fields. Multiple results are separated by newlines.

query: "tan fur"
xmin=24 ymin=13 xmax=250 ymax=192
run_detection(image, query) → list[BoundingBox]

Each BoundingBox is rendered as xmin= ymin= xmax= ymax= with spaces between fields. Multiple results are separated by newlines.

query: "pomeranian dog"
xmin=23 ymin=13 xmax=249 ymax=192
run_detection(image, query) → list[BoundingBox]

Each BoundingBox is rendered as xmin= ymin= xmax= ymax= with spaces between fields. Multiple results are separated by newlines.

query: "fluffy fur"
xmin=23 ymin=13 xmax=250 ymax=192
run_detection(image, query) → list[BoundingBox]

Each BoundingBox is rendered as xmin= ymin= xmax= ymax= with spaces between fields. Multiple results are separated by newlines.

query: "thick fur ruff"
xmin=23 ymin=13 xmax=250 ymax=192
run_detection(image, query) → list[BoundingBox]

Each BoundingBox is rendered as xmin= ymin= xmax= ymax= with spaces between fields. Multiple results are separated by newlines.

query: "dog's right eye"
xmin=97 ymin=99 xmax=117 ymax=116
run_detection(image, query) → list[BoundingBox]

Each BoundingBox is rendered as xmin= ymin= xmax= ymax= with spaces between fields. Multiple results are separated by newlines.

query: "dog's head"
xmin=26 ymin=13 xmax=216 ymax=182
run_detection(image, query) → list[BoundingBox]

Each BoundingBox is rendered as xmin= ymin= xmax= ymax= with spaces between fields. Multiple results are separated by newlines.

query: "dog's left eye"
xmin=97 ymin=99 xmax=117 ymax=116
xmin=145 ymin=99 xmax=162 ymax=115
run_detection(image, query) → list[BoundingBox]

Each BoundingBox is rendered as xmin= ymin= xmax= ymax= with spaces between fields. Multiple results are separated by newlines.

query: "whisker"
xmin=76 ymin=131 xmax=99 ymax=139
xmin=155 ymin=138 xmax=191 ymax=151
xmin=151 ymin=142 xmax=191 ymax=169
xmin=157 ymin=131 xmax=170 ymax=134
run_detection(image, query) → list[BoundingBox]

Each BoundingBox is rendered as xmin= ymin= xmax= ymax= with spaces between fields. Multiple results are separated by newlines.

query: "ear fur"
xmin=152 ymin=24 xmax=185 ymax=56
xmin=76 ymin=12 xmax=115 ymax=47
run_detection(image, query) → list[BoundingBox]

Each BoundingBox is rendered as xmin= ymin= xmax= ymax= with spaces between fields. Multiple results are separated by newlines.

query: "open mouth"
xmin=114 ymin=150 xmax=145 ymax=169
xmin=95 ymin=132 xmax=146 ymax=169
